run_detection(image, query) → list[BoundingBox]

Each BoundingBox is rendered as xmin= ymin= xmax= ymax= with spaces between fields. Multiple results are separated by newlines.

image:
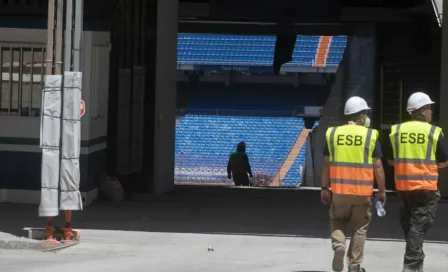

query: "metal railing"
xmin=176 ymin=108 xmax=295 ymax=117
xmin=0 ymin=43 xmax=46 ymax=117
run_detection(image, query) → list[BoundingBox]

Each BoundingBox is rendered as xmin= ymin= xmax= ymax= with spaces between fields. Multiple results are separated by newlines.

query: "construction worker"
xmin=388 ymin=92 xmax=448 ymax=272
xmin=227 ymin=142 xmax=253 ymax=186
xmin=321 ymin=96 xmax=386 ymax=272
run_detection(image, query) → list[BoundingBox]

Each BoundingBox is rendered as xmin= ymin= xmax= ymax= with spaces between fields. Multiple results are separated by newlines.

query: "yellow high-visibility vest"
xmin=326 ymin=124 xmax=378 ymax=196
xmin=390 ymin=121 xmax=442 ymax=191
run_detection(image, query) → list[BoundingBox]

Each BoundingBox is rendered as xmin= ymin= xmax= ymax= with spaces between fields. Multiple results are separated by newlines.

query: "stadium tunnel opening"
xmin=172 ymin=32 xmax=340 ymax=189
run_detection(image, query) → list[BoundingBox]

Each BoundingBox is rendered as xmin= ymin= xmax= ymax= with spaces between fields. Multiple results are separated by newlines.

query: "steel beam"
xmin=179 ymin=3 xmax=412 ymax=23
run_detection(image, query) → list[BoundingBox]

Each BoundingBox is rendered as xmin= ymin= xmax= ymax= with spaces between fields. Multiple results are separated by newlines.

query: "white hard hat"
xmin=344 ymin=96 xmax=371 ymax=115
xmin=406 ymin=92 xmax=435 ymax=114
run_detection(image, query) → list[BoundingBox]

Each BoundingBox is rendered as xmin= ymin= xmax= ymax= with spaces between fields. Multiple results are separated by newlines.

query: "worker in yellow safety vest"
xmin=388 ymin=92 xmax=448 ymax=272
xmin=321 ymin=96 xmax=386 ymax=272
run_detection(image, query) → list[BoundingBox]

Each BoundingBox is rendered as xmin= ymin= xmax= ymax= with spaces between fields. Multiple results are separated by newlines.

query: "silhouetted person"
xmin=227 ymin=142 xmax=253 ymax=186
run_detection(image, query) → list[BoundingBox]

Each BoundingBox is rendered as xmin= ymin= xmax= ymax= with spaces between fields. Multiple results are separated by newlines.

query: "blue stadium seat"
xmin=175 ymin=114 xmax=305 ymax=184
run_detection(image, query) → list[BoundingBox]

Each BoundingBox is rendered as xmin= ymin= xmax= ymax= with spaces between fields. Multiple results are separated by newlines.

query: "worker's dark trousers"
xmin=399 ymin=190 xmax=440 ymax=269
xmin=233 ymin=175 xmax=250 ymax=186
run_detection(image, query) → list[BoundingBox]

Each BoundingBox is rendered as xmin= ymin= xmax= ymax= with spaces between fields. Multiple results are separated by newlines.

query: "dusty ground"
xmin=1 ymin=186 xmax=447 ymax=271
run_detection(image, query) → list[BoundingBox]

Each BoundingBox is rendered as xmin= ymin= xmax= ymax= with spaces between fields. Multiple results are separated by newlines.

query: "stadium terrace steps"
xmin=281 ymin=121 xmax=318 ymax=187
xmin=314 ymin=36 xmax=332 ymax=68
xmin=274 ymin=129 xmax=311 ymax=186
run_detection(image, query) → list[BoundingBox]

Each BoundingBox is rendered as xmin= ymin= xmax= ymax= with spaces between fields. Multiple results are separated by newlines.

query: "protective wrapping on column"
xmin=39 ymin=75 xmax=62 ymax=217
xmin=60 ymin=72 xmax=83 ymax=211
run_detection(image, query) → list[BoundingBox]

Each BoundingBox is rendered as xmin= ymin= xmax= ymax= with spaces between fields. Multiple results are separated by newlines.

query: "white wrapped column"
xmin=39 ymin=75 xmax=63 ymax=217
xmin=60 ymin=72 xmax=83 ymax=211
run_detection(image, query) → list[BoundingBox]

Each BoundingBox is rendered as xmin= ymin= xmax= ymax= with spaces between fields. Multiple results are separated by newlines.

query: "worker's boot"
xmin=332 ymin=246 xmax=345 ymax=272
xmin=402 ymin=264 xmax=416 ymax=272
xmin=417 ymin=262 xmax=424 ymax=272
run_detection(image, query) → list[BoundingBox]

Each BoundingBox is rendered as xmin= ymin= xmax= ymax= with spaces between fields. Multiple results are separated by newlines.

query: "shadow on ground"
xmin=1 ymin=185 xmax=448 ymax=242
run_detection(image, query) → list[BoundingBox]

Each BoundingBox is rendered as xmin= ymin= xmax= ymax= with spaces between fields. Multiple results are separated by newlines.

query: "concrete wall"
xmin=0 ymin=28 xmax=110 ymax=203
xmin=152 ymin=0 xmax=178 ymax=194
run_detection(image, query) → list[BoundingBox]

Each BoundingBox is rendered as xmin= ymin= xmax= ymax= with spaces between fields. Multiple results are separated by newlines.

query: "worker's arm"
xmin=436 ymin=134 xmax=448 ymax=168
xmin=373 ymin=157 xmax=386 ymax=193
xmin=227 ymin=156 xmax=232 ymax=178
xmin=384 ymin=134 xmax=394 ymax=166
xmin=322 ymin=142 xmax=330 ymax=188
xmin=321 ymin=155 xmax=331 ymax=204
xmin=372 ymin=140 xmax=386 ymax=197
xmin=371 ymin=139 xmax=387 ymax=202
xmin=322 ymin=156 xmax=330 ymax=188
xmin=243 ymin=154 xmax=253 ymax=178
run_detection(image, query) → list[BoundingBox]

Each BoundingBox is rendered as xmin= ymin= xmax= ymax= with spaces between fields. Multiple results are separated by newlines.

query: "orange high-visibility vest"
xmin=326 ymin=125 xmax=378 ymax=196
xmin=390 ymin=121 xmax=442 ymax=191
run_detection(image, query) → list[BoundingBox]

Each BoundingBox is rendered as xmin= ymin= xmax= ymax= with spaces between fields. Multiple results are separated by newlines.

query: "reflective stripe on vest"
xmin=390 ymin=121 xmax=441 ymax=191
xmin=326 ymin=125 xmax=378 ymax=196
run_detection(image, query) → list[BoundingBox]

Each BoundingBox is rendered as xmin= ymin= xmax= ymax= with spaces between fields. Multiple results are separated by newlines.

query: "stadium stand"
xmin=174 ymin=33 xmax=346 ymax=187
xmin=177 ymin=34 xmax=320 ymax=66
xmin=175 ymin=114 xmax=304 ymax=184
xmin=177 ymin=34 xmax=347 ymax=68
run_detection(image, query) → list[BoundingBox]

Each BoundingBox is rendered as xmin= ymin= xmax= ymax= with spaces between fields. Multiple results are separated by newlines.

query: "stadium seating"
xmin=177 ymin=34 xmax=320 ymax=66
xmin=175 ymin=114 xmax=304 ymax=184
xmin=177 ymin=34 xmax=348 ymax=68
xmin=326 ymin=36 xmax=346 ymax=67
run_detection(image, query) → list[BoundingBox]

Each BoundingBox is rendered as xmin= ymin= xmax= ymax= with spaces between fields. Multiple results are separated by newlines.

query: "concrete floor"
xmin=1 ymin=186 xmax=448 ymax=271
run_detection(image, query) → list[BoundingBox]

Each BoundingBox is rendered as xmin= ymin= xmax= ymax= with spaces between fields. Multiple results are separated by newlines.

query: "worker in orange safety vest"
xmin=321 ymin=96 xmax=386 ymax=272
xmin=388 ymin=92 xmax=448 ymax=272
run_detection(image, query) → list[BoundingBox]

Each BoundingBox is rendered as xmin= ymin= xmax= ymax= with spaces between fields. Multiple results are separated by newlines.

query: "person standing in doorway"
xmin=227 ymin=142 xmax=253 ymax=186
xmin=388 ymin=92 xmax=448 ymax=272
xmin=321 ymin=96 xmax=387 ymax=272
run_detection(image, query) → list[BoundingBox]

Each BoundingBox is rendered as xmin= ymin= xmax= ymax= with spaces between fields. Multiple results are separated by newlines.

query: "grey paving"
xmin=0 ymin=186 xmax=447 ymax=271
